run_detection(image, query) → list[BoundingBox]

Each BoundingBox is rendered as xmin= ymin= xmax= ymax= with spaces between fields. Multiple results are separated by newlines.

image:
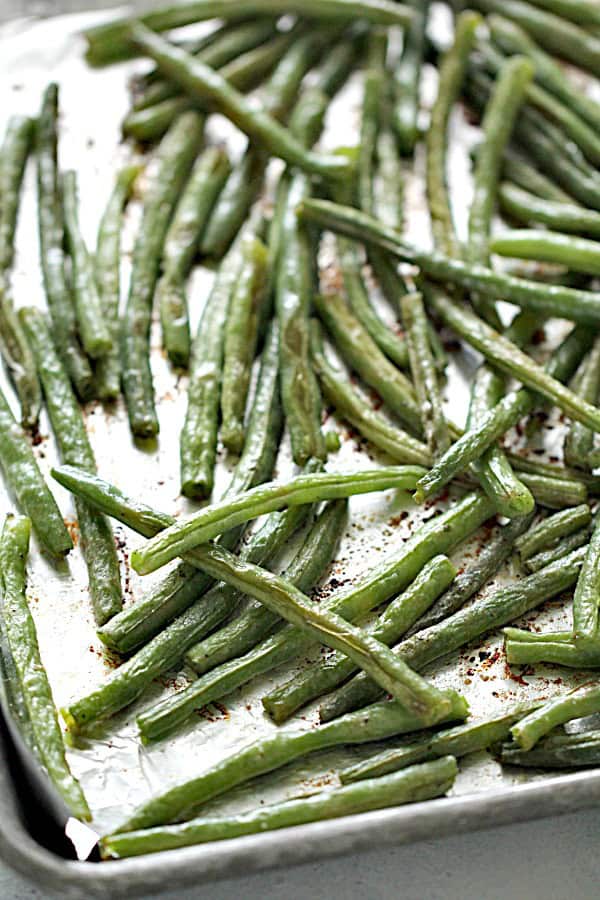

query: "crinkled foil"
xmin=0 ymin=3 xmax=593 ymax=841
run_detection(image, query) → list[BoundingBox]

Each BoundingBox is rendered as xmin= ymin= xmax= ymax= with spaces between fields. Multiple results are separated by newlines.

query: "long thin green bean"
xmin=498 ymin=183 xmax=600 ymax=237
xmin=524 ymin=527 xmax=591 ymax=573
xmin=131 ymin=467 xmax=426 ymax=576
xmin=515 ymin=505 xmax=591 ymax=561
xmin=572 ymin=514 xmax=600 ymax=648
xmin=157 ymin=145 xmax=231 ymax=367
xmin=130 ymin=25 xmax=352 ymax=181
xmin=491 ymin=230 xmax=600 ymax=276
xmin=36 ymin=84 xmax=93 ymax=400
xmin=84 ymin=0 xmax=414 ymax=66
xmin=0 ymin=115 xmax=40 ymax=427
xmin=20 ymin=308 xmax=122 ymax=626
xmin=220 ymin=238 xmax=269 ymax=454
xmin=340 ymin=704 xmax=536 ymax=783
xmin=102 ymin=757 xmax=457 ymax=858
xmin=511 ymin=683 xmax=600 ymax=750
xmin=0 ymin=515 xmax=90 ymax=820
xmin=394 ymin=1 xmax=428 ymax=155
xmin=94 ymin=164 xmax=140 ymax=400
xmin=496 ymin=730 xmax=600 ymax=768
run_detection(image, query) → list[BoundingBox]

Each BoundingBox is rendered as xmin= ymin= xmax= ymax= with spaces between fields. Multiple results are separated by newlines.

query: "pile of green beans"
xmin=5 ymin=0 xmax=600 ymax=851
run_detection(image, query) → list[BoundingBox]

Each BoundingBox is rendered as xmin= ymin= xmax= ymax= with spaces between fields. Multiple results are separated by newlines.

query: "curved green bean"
xmin=498 ymin=183 xmax=600 ymax=237
xmin=515 ymin=504 xmax=591 ymax=561
xmin=0 ymin=515 xmax=90 ymax=820
xmin=511 ymin=683 xmax=600 ymax=750
xmin=491 ymin=229 xmax=600 ymax=276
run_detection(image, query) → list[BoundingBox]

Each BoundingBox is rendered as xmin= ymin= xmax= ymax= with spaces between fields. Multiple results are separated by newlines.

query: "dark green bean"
xmin=157 ymin=146 xmax=231 ymax=367
xmin=36 ymin=84 xmax=93 ymax=400
xmin=394 ymin=1 xmax=428 ymax=155
xmin=94 ymin=164 xmax=140 ymax=400
xmin=62 ymin=170 xmax=112 ymax=359
xmin=498 ymin=183 xmax=600 ymax=237
xmin=220 ymin=238 xmax=269 ymax=454
xmin=524 ymin=527 xmax=591 ymax=573
xmin=0 ymin=115 xmax=40 ymax=427
xmin=0 ymin=386 xmax=71 ymax=557
xmin=515 ymin=504 xmax=592 ymax=561
xmin=20 ymin=308 xmax=122 ymax=626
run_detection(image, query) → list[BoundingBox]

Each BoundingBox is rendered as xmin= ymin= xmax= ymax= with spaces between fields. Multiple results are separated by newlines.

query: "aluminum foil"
xmin=0 ymin=3 xmax=594 ymax=842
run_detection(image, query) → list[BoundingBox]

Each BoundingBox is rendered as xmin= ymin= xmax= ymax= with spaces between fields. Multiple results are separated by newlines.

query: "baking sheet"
xmin=0 ymin=0 xmax=596 ymax=850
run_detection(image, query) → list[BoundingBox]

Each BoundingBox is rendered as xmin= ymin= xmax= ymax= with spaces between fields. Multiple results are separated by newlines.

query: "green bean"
xmin=137 ymin=500 xmax=347 ymax=742
xmin=470 ymin=0 xmax=600 ymax=76
xmin=507 ymin=452 xmax=599 ymax=490
xmin=563 ymin=338 xmax=600 ymax=468
xmin=495 ymin=731 xmax=600 ymax=768
xmin=36 ymin=84 xmax=93 ymax=401
xmin=527 ymin=0 xmax=600 ymax=25
xmin=314 ymin=292 xmax=421 ymax=435
xmin=424 ymin=288 xmax=600 ymax=430
xmin=512 ymin=683 xmax=600 ymax=750
xmin=62 ymin=170 xmax=112 ymax=360
xmin=181 ymin=217 xmax=264 ymax=497
xmin=262 ymin=555 xmax=456 ymax=724
xmin=102 ymin=756 xmax=457 ymax=858
xmin=157 ymin=146 xmax=231 ymax=367
xmin=572 ymin=512 xmax=600 ymax=647
xmin=20 ymin=308 xmax=122 ymax=626
xmin=132 ymin=19 xmax=278 ymax=111
xmin=401 ymin=292 xmax=449 ymax=457
xmin=0 ymin=386 xmax=71 ymax=556
xmin=489 ymin=14 xmax=600 ymax=131
xmin=0 ymin=115 xmax=40 ymax=428
xmin=426 ymin=11 xmax=481 ymax=256
xmin=357 ymin=30 xmax=386 ymax=214
xmin=466 ymin=356 xmax=535 ymax=519
xmin=297 ymin=199 xmax=600 ymax=324
xmin=94 ymin=164 xmax=140 ymax=400
xmin=524 ymin=528 xmax=591 ymax=573
xmin=122 ymin=111 xmax=204 ymax=437
xmin=415 ymin=389 xmax=533 ymax=504
xmin=518 ymin=472 xmax=588 ymax=509
xmin=468 ymin=56 xmax=533 ymax=270
xmin=0 ymin=515 xmax=90 ymax=820
xmin=498 ymin=183 xmax=600 ymax=237
xmin=118 ymin=696 xmax=465 ymax=833
xmin=220 ymin=238 xmax=269 ymax=454
xmin=491 ymin=230 xmax=600 ymax=277
xmin=319 ymin=546 xmax=586 ymax=720
xmin=406 ymin=513 xmax=534 ymax=638
xmin=340 ymin=705 xmax=536 ymax=783
xmin=501 ymin=147 xmax=573 ymax=203
xmin=337 ymin=240 xmax=409 ymax=370
xmin=84 ymin=0 xmax=414 ymax=66
xmin=505 ymin=637 xmax=600 ymax=667
xmin=310 ymin=320 xmax=429 ymax=465
xmin=393 ymin=2 xmax=428 ymax=155
xmin=123 ymin=32 xmax=295 ymax=143
xmin=130 ymin=25 xmax=352 ymax=181
xmin=133 ymin=466 xmax=425 ymax=575
xmin=515 ymin=504 xmax=592 ymax=561
xmin=277 ymin=174 xmax=327 ymax=465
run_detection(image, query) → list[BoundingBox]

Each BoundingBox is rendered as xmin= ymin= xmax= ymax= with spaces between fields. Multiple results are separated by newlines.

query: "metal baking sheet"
xmin=1 ymin=3 xmax=600 ymax=895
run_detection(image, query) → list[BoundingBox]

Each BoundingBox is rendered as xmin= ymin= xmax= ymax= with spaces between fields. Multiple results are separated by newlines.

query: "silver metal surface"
xmin=0 ymin=3 xmax=599 ymax=895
